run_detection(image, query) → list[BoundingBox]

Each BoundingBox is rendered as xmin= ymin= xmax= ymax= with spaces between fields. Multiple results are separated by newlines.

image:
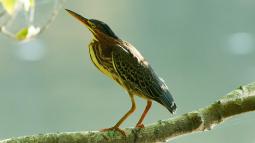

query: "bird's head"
xmin=66 ymin=9 xmax=118 ymax=40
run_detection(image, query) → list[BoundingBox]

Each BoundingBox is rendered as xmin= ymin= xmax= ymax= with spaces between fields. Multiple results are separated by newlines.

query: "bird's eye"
xmin=91 ymin=24 xmax=96 ymax=28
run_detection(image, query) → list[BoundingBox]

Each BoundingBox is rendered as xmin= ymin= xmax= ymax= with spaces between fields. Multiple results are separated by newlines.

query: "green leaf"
xmin=16 ymin=27 xmax=29 ymax=40
xmin=0 ymin=0 xmax=17 ymax=15
xmin=15 ymin=26 xmax=40 ymax=41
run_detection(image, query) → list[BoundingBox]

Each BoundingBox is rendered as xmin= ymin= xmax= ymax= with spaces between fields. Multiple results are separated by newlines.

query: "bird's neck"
xmin=92 ymin=30 xmax=121 ymax=46
xmin=92 ymin=36 xmax=122 ymax=47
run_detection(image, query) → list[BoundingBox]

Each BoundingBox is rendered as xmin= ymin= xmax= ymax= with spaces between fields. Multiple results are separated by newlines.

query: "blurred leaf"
xmin=0 ymin=0 xmax=17 ymax=14
xmin=15 ymin=26 xmax=41 ymax=40
xmin=16 ymin=27 xmax=29 ymax=40
xmin=29 ymin=0 xmax=35 ymax=7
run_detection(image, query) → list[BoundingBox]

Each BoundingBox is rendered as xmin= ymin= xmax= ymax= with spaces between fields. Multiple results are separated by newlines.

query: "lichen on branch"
xmin=1 ymin=82 xmax=255 ymax=143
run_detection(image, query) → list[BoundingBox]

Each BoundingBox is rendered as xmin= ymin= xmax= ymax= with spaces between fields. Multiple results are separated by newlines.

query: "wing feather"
xmin=112 ymin=45 xmax=176 ymax=113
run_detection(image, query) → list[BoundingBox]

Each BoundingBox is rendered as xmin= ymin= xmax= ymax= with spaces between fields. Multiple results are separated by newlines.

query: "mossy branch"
xmin=1 ymin=82 xmax=255 ymax=143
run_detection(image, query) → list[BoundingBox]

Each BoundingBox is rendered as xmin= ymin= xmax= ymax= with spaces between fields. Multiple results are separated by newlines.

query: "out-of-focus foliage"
xmin=15 ymin=26 xmax=40 ymax=40
xmin=0 ymin=0 xmax=64 ymax=41
xmin=0 ymin=0 xmax=17 ymax=14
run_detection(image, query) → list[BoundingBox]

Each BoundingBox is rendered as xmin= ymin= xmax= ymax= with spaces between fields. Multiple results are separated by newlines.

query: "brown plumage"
xmin=66 ymin=9 xmax=177 ymax=135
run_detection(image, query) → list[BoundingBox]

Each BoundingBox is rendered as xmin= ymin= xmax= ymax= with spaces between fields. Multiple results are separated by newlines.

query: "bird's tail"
xmin=159 ymin=90 xmax=177 ymax=114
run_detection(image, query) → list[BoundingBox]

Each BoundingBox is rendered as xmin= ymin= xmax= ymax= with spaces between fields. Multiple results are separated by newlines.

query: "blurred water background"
xmin=0 ymin=0 xmax=255 ymax=143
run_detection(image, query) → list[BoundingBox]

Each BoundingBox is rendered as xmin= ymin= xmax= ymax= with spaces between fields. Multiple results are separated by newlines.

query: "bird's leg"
xmin=135 ymin=100 xmax=152 ymax=128
xmin=100 ymin=94 xmax=136 ymax=136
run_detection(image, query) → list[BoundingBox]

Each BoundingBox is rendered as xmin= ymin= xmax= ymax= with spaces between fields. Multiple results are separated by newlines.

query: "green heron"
xmin=66 ymin=9 xmax=177 ymax=135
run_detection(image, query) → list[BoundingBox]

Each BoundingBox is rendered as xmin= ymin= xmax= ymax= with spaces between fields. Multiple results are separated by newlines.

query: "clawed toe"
xmin=135 ymin=124 xmax=145 ymax=128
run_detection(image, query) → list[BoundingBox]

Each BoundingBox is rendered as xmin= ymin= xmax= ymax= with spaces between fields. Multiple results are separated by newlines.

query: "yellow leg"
xmin=101 ymin=93 xmax=136 ymax=135
xmin=135 ymin=100 xmax=152 ymax=128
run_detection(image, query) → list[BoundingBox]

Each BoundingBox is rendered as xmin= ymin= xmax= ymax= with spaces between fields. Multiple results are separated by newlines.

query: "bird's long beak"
xmin=65 ymin=9 xmax=94 ymax=32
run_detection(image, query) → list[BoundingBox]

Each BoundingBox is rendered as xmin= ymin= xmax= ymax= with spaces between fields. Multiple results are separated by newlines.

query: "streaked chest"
xmin=88 ymin=41 xmax=115 ymax=79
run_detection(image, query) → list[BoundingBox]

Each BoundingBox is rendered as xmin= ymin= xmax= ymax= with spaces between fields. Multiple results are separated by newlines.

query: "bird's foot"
xmin=135 ymin=123 xmax=145 ymax=128
xmin=100 ymin=127 xmax=126 ymax=136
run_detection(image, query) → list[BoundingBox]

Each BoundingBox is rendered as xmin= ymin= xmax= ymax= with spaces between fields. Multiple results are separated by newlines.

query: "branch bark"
xmin=1 ymin=82 xmax=255 ymax=143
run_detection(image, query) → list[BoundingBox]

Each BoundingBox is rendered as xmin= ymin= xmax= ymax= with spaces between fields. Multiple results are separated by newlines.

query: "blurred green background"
xmin=1 ymin=0 xmax=255 ymax=143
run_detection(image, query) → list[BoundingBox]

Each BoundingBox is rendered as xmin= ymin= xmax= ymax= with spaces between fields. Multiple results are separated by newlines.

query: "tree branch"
xmin=1 ymin=82 xmax=255 ymax=143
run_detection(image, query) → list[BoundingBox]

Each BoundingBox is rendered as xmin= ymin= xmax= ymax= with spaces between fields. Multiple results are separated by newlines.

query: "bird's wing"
xmin=112 ymin=45 xmax=176 ymax=113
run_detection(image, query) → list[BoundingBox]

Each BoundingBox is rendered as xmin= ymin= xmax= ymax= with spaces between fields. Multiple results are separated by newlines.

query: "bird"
xmin=66 ymin=9 xmax=177 ymax=135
